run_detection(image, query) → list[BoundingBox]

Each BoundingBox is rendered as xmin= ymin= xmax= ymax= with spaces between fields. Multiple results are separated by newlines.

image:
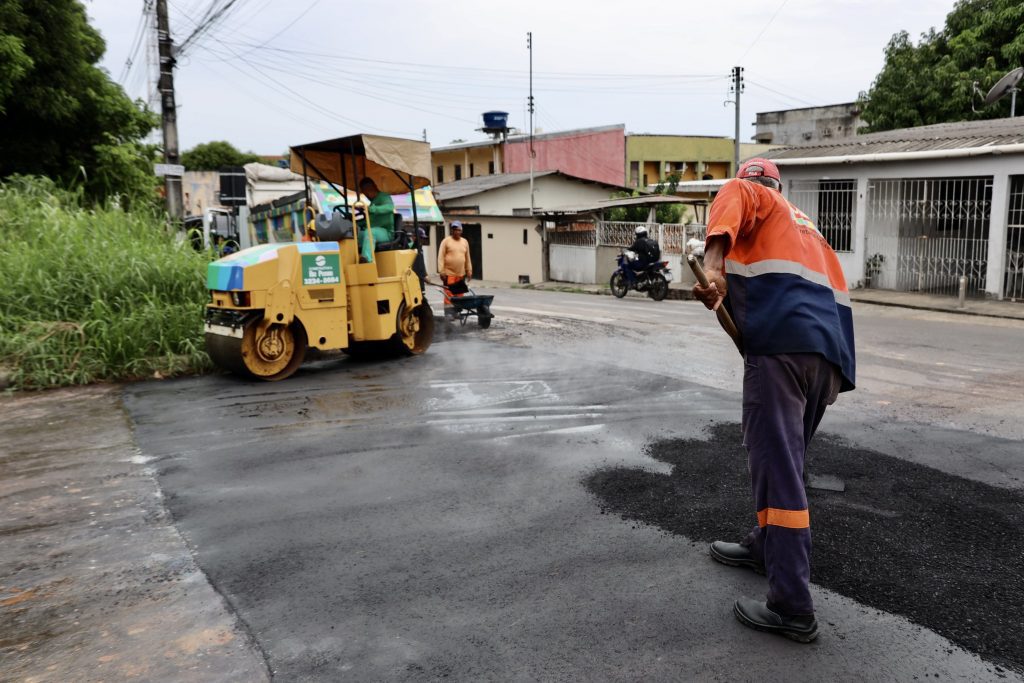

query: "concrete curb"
xmin=848 ymin=295 xmax=1024 ymax=321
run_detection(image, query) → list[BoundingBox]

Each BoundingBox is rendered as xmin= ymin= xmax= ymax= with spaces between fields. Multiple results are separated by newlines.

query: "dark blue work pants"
xmin=740 ymin=353 xmax=840 ymax=617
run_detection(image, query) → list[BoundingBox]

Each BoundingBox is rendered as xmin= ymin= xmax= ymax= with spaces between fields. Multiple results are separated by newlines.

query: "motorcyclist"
xmin=628 ymin=226 xmax=661 ymax=273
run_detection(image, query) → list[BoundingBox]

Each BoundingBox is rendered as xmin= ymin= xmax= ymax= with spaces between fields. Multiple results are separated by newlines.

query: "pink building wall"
xmin=504 ymin=125 xmax=625 ymax=187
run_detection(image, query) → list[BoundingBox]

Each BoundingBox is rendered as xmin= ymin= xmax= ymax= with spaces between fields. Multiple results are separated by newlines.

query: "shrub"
xmin=0 ymin=176 xmax=213 ymax=389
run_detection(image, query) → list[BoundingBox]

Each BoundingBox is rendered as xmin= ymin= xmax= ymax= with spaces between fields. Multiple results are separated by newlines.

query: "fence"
xmin=547 ymin=221 xmax=707 ymax=284
xmin=865 ymin=177 xmax=992 ymax=296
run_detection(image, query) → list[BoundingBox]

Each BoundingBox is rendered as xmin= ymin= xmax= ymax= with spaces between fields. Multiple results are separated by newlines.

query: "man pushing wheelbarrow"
xmin=437 ymin=220 xmax=473 ymax=320
xmin=432 ymin=220 xmax=494 ymax=328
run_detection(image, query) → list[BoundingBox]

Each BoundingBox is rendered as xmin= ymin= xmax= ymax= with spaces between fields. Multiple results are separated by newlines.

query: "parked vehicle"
xmin=203 ymin=134 xmax=434 ymax=381
xmin=610 ymin=250 xmax=671 ymax=301
xmin=183 ymin=206 xmax=241 ymax=255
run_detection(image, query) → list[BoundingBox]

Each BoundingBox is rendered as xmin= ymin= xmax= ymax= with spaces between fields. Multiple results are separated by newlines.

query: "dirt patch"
xmin=585 ymin=422 xmax=1024 ymax=674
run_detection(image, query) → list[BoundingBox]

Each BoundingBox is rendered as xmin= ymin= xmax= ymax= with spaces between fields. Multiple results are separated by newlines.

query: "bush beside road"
xmin=0 ymin=178 xmax=213 ymax=390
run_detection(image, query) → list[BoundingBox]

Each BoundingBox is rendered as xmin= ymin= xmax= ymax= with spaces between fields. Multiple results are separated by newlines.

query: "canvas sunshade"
xmin=289 ymin=134 xmax=432 ymax=195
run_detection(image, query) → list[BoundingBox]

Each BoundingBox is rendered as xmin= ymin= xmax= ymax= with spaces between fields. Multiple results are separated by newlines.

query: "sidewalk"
xmin=473 ymin=279 xmax=1024 ymax=321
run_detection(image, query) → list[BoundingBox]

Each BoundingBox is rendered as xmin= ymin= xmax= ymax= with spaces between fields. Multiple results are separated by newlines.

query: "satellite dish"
xmin=984 ymin=67 xmax=1024 ymax=105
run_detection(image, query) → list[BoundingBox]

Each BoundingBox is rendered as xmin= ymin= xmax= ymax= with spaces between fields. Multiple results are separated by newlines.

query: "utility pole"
xmin=156 ymin=0 xmax=183 ymax=222
xmin=731 ymin=66 xmax=744 ymax=176
xmin=527 ymin=31 xmax=535 ymax=216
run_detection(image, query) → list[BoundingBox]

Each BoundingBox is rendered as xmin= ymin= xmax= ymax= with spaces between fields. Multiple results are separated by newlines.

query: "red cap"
xmin=737 ymin=157 xmax=781 ymax=182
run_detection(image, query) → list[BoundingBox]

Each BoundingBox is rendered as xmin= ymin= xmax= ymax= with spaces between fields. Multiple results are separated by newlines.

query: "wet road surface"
xmin=124 ymin=288 xmax=1024 ymax=680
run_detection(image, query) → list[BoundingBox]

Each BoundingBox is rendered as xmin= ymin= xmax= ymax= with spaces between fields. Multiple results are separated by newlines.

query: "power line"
xmin=230 ymin=0 xmax=323 ymax=55
xmin=205 ymin=45 xmax=481 ymax=127
xmin=177 ymin=0 xmax=249 ymax=57
xmin=746 ymin=80 xmax=819 ymax=108
xmin=736 ymin=0 xmax=790 ymax=64
xmin=195 ymin=42 xmax=417 ymax=135
xmin=216 ymin=40 xmax=724 ymax=81
xmin=118 ymin=1 xmax=154 ymax=85
xmin=749 ymin=73 xmax=823 ymax=108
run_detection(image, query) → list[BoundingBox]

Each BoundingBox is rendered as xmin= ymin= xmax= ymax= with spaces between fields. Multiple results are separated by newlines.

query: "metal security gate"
xmin=1005 ymin=176 xmax=1024 ymax=302
xmin=865 ymin=177 xmax=991 ymax=296
xmin=789 ymin=179 xmax=856 ymax=252
xmin=549 ymin=227 xmax=597 ymax=283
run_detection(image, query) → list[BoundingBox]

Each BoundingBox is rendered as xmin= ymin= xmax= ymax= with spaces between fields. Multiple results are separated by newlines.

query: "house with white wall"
xmin=762 ymin=117 xmax=1024 ymax=302
xmin=430 ymin=171 xmax=627 ymax=283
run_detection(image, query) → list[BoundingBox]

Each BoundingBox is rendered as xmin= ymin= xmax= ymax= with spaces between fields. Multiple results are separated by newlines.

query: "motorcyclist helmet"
xmin=635 ymin=226 xmax=648 ymax=237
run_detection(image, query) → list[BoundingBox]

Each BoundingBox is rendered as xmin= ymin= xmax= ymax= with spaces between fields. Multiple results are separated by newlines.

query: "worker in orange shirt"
xmin=437 ymin=221 xmax=473 ymax=319
xmin=693 ymin=158 xmax=856 ymax=644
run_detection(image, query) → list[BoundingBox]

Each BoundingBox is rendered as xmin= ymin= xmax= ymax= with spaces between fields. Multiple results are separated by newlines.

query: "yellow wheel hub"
xmin=241 ymin=323 xmax=298 ymax=378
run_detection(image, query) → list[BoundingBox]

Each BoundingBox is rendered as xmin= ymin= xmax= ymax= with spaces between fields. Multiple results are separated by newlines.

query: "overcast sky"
xmin=86 ymin=0 xmax=955 ymax=154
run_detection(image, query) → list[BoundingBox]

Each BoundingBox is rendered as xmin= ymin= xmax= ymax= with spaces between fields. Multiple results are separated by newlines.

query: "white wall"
xmin=452 ymin=174 xmax=619 ymax=215
xmin=475 ymin=216 xmax=544 ymax=283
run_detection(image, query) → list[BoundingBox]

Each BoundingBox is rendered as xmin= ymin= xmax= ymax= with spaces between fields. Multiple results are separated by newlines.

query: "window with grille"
xmin=788 ymin=179 xmax=856 ymax=252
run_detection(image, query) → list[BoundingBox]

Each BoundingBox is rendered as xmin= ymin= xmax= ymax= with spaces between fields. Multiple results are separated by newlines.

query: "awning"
xmin=289 ymin=134 xmax=432 ymax=195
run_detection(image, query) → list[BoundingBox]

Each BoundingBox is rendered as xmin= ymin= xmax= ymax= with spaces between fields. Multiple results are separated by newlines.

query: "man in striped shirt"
xmin=693 ymin=158 xmax=856 ymax=643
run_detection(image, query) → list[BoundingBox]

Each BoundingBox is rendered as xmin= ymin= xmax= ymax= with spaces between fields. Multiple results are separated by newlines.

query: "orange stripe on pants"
xmin=756 ymin=507 xmax=810 ymax=529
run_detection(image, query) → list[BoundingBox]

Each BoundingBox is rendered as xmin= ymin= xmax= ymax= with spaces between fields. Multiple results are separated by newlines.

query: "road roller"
xmin=203 ymin=134 xmax=434 ymax=381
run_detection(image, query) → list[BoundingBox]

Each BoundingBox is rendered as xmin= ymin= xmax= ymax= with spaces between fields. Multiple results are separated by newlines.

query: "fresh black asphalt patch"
xmin=585 ymin=422 xmax=1024 ymax=674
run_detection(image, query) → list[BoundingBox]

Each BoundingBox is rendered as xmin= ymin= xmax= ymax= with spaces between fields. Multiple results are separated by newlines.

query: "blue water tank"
xmin=482 ymin=111 xmax=509 ymax=129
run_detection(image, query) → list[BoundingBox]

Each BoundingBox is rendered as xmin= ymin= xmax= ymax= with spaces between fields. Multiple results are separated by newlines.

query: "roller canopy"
xmin=289 ymin=134 xmax=432 ymax=194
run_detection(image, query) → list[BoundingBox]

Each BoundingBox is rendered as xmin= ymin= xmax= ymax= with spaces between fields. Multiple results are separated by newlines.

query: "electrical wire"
xmin=201 ymin=44 xmax=482 ymax=127
xmin=748 ymin=73 xmax=824 ymax=109
xmin=735 ymin=0 xmax=790 ymax=64
xmin=746 ymin=79 xmax=819 ymax=108
xmin=195 ymin=41 xmax=418 ymax=135
xmin=216 ymin=40 xmax=724 ymax=81
xmin=178 ymin=0 xmax=251 ymax=57
xmin=229 ymin=0 xmax=324 ymax=56
xmin=118 ymin=1 xmax=153 ymax=85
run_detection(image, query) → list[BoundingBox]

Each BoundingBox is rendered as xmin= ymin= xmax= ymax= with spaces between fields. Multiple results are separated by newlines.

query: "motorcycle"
xmin=610 ymin=250 xmax=671 ymax=301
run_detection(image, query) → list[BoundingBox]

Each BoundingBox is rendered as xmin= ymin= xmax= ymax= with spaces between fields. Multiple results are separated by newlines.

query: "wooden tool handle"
xmin=687 ymin=255 xmax=744 ymax=355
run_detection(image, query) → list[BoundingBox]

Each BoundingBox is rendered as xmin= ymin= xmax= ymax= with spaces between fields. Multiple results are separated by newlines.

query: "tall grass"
xmin=0 ymin=177 xmax=213 ymax=389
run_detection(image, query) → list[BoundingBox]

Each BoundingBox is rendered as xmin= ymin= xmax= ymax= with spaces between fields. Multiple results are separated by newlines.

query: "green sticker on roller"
xmin=301 ymin=253 xmax=341 ymax=286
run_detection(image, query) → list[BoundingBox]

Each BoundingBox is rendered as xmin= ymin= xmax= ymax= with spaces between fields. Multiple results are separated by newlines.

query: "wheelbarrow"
xmin=450 ymin=288 xmax=494 ymax=328
xmin=431 ymin=279 xmax=494 ymax=328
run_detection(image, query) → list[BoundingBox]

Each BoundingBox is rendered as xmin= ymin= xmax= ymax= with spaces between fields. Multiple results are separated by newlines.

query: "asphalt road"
xmin=123 ymin=288 xmax=1024 ymax=681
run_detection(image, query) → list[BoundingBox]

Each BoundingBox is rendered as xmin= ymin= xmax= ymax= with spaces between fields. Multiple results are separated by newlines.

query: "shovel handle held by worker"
xmin=687 ymin=254 xmax=744 ymax=356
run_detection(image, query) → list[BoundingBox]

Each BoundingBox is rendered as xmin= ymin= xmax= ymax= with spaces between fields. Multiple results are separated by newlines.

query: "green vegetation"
xmin=0 ymin=178 xmax=213 ymax=390
xmin=860 ymin=0 xmax=1024 ymax=132
xmin=607 ymin=172 xmax=684 ymax=223
xmin=182 ymin=141 xmax=261 ymax=171
xmin=0 ymin=0 xmax=158 ymax=207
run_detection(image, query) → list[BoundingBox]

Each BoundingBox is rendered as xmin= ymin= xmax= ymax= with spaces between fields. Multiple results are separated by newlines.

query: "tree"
xmin=0 ymin=0 xmax=158 ymax=206
xmin=181 ymin=141 xmax=261 ymax=171
xmin=859 ymin=0 xmax=1024 ymax=132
